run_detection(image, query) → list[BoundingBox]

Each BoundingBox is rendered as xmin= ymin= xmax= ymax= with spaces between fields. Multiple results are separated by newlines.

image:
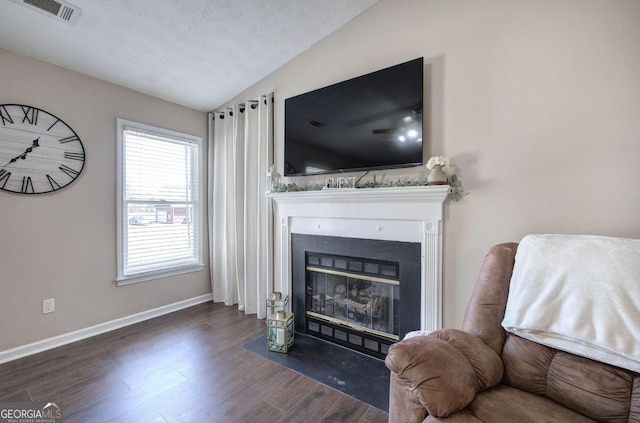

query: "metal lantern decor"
xmin=266 ymin=292 xmax=289 ymax=317
xmin=267 ymin=309 xmax=295 ymax=353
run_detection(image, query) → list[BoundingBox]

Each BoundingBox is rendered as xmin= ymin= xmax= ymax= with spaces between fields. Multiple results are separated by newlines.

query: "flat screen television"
xmin=284 ymin=57 xmax=424 ymax=176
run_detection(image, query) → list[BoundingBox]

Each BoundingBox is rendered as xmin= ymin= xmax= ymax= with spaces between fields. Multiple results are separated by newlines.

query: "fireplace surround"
xmin=268 ymin=185 xmax=449 ymax=355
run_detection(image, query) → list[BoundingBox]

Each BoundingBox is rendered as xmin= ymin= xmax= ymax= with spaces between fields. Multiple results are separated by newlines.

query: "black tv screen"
xmin=284 ymin=57 xmax=424 ymax=176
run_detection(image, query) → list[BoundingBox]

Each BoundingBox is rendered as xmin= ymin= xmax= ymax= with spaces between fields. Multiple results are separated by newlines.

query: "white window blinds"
xmin=116 ymin=119 xmax=203 ymax=285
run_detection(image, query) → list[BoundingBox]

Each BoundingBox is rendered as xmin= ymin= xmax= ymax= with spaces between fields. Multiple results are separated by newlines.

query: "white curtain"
xmin=208 ymin=93 xmax=274 ymax=318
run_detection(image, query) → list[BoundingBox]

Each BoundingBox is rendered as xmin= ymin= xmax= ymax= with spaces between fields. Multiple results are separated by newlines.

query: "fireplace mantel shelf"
xmin=268 ymin=185 xmax=449 ymax=223
xmin=266 ymin=185 xmax=449 ymax=203
xmin=268 ymin=184 xmax=449 ymax=332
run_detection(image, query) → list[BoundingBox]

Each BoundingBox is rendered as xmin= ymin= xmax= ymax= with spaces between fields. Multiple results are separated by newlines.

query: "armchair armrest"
xmin=385 ymin=329 xmax=504 ymax=418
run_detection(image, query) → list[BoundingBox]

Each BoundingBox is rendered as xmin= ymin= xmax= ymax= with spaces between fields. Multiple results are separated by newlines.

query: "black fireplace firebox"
xmin=291 ymin=234 xmax=422 ymax=359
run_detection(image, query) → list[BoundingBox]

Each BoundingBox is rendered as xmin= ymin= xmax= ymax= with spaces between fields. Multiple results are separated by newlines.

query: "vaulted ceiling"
xmin=0 ymin=0 xmax=379 ymax=111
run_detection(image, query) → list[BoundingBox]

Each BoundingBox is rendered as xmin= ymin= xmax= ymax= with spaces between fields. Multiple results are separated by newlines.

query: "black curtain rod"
xmin=213 ymin=96 xmax=269 ymax=118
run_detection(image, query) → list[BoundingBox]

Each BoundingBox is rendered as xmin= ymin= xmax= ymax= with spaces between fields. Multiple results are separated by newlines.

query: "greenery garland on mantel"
xmin=272 ymin=173 xmax=468 ymax=202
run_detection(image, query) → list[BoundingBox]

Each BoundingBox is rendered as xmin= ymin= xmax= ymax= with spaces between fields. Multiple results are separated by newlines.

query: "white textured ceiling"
xmin=0 ymin=0 xmax=378 ymax=111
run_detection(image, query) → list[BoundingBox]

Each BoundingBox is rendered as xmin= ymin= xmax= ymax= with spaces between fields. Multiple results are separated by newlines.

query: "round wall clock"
xmin=0 ymin=104 xmax=85 ymax=194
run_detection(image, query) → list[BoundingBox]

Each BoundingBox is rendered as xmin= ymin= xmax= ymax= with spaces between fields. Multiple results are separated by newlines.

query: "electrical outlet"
xmin=43 ymin=298 xmax=55 ymax=314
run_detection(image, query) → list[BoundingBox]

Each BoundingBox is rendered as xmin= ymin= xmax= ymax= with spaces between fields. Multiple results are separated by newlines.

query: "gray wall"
xmin=224 ymin=0 xmax=640 ymax=328
xmin=0 ymin=48 xmax=210 ymax=352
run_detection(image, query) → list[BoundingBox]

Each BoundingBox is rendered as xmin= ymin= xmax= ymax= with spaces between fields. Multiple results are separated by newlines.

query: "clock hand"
xmin=6 ymin=138 xmax=40 ymax=165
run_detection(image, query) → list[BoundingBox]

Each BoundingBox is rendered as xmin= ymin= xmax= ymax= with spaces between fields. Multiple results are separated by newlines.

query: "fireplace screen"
xmin=306 ymin=253 xmax=400 ymax=341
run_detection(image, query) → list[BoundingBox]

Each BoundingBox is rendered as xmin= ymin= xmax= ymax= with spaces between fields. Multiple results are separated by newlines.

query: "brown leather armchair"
xmin=385 ymin=243 xmax=640 ymax=422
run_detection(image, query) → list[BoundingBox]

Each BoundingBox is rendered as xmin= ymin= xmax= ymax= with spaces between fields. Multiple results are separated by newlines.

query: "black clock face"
xmin=0 ymin=104 xmax=85 ymax=194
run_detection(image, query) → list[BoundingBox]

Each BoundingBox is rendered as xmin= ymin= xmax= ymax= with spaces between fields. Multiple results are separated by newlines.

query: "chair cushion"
xmin=502 ymin=333 xmax=640 ymax=422
xmin=426 ymin=384 xmax=596 ymax=422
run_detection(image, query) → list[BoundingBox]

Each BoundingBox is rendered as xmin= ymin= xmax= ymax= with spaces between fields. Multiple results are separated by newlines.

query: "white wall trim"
xmin=0 ymin=293 xmax=213 ymax=365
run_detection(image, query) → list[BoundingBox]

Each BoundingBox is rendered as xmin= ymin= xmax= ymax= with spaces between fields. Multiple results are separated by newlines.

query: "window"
xmin=116 ymin=119 xmax=203 ymax=285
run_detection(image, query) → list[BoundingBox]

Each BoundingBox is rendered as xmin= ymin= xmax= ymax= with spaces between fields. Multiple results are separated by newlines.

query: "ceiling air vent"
xmin=9 ymin=0 xmax=82 ymax=26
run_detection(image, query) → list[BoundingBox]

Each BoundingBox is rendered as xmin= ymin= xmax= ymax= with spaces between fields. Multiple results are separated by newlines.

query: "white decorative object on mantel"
xmin=324 ymin=176 xmax=357 ymax=189
xmin=266 ymin=185 xmax=449 ymax=332
xmin=427 ymin=165 xmax=448 ymax=185
xmin=426 ymin=156 xmax=450 ymax=186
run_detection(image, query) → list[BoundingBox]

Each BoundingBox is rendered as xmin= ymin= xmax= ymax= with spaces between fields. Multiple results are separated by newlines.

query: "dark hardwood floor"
xmin=0 ymin=301 xmax=388 ymax=422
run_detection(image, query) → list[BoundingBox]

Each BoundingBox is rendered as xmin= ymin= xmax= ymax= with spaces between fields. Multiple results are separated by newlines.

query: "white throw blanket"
xmin=502 ymin=234 xmax=640 ymax=373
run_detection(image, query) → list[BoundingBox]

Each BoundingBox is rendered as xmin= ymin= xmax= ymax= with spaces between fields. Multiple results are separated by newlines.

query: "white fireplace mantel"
xmin=267 ymin=185 xmax=449 ymax=332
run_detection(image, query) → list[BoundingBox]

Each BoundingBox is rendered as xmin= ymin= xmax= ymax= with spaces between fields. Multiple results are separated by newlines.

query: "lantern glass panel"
xmin=267 ymin=312 xmax=295 ymax=353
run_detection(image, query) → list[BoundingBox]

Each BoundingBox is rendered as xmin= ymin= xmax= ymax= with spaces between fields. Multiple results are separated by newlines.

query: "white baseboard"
xmin=0 ymin=293 xmax=213 ymax=365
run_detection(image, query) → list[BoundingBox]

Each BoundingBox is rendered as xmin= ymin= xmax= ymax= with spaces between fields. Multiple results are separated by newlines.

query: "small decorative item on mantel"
xmin=426 ymin=156 xmax=450 ymax=185
xmin=266 ymin=164 xmax=281 ymax=193
xmin=266 ymin=292 xmax=289 ymax=317
xmin=267 ymin=309 xmax=295 ymax=353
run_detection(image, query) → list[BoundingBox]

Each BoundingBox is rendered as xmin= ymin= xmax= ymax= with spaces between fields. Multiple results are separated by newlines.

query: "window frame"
xmin=116 ymin=118 xmax=204 ymax=286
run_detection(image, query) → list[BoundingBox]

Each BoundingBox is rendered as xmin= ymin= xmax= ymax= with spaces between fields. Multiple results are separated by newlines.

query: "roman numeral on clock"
xmin=0 ymin=106 xmax=14 ymax=126
xmin=21 ymin=176 xmax=34 ymax=194
xmin=64 ymin=152 xmax=85 ymax=161
xmin=59 ymin=135 xmax=80 ymax=144
xmin=0 ymin=169 xmax=11 ymax=188
xmin=47 ymin=118 xmax=61 ymax=131
xmin=47 ymin=174 xmax=61 ymax=190
xmin=21 ymin=106 xmax=38 ymax=126
xmin=59 ymin=164 xmax=80 ymax=178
